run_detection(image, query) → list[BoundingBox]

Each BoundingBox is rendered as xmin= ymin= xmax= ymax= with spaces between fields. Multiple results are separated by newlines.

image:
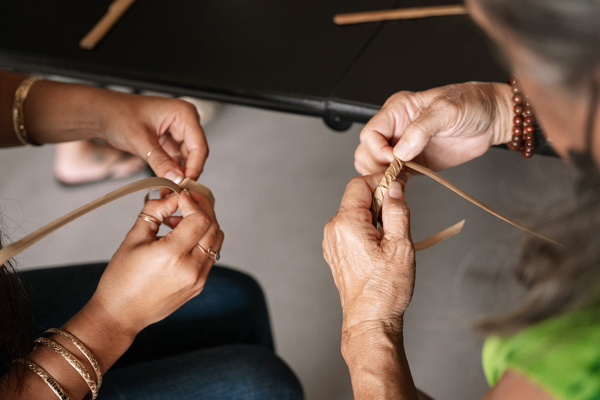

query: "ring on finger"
xmin=138 ymin=213 xmax=162 ymax=226
xmin=196 ymin=243 xmax=220 ymax=262
xmin=145 ymin=144 xmax=162 ymax=161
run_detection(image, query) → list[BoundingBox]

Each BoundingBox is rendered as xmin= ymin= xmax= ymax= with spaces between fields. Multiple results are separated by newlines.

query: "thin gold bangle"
xmin=12 ymin=76 xmax=43 ymax=146
xmin=46 ymin=328 xmax=103 ymax=389
xmin=14 ymin=358 xmax=71 ymax=400
xmin=34 ymin=338 xmax=98 ymax=399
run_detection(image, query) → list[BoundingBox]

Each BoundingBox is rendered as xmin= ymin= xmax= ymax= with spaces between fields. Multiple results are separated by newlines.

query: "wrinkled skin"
xmin=323 ymin=176 xmax=414 ymax=334
xmin=355 ymin=82 xmax=512 ymax=174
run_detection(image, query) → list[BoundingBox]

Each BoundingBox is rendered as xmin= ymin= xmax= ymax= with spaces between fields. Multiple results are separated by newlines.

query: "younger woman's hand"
xmin=101 ymin=92 xmax=209 ymax=182
xmin=91 ymin=189 xmax=224 ymax=337
xmin=355 ymin=82 xmax=513 ymax=174
xmin=323 ymin=175 xmax=415 ymax=334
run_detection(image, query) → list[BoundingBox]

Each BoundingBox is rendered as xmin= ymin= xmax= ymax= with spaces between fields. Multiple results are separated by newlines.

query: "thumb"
xmin=393 ymin=106 xmax=447 ymax=162
xmin=380 ymin=181 xmax=412 ymax=246
xmin=146 ymin=144 xmax=185 ymax=184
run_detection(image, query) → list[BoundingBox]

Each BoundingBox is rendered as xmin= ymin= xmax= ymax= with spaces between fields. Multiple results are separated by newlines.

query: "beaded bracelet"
xmin=507 ymin=75 xmax=536 ymax=158
xmin=12 ymin=76 xmax=43 ymax=146
xmin=14 ymin=358 xmax=71 ymax=400
xmin=34 ymin=337 xmax=98 ymax=399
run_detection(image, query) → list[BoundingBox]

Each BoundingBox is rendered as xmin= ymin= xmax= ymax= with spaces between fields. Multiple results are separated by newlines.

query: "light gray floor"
xmin=0 ymin=103 xmax=577 ymax=400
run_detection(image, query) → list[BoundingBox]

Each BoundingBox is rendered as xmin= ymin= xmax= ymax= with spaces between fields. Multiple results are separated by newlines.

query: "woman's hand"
xmin=90 ymin=189 xmax=223 ymax=337
xmin=355 ymin=82 xmax=513 ymax=174
xmin=323 ymin=175 xmax=415 ymax=335
xmin=17 ymin=74 xmax=209 ymax=182
xmin=101 ymin=93 xmax=209 ymax=182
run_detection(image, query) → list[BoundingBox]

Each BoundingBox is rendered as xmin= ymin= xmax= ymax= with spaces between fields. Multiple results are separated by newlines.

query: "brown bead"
xmin=513 ymin=93 xmax=524 ymax=104
xmin=509 ymin=75 xmax=518 ymax=86
xmin=524 ymin=100 xmax=531 ymax=108
xmin=525 ymin=141 xmax=535 ymax=149
xmin=512 ymin=86 xmax=521 ymax=94
xmin=514 ymin=105 xmax=524 ymax=115
xmin=525 ymin=125 xmax=535 ymax=134
xmin=524 ymin=133 xmax=534 ymax=141
xmin=514 ymin=116 xmax=524 ymax=125
xmin=522 ymin=149 xmax=534 ymax=158
xmin=508 ymin=141 xmax=520 ymax=151
xmin=513 ymin=126 xmax=523 ymax=135
xmin=524 ymin=116 xmax=535 ymax=125
xmin=524 ymin=107 xmax=534 ymax=117
xmin=509 ymin=135 xmax=522 ymax=150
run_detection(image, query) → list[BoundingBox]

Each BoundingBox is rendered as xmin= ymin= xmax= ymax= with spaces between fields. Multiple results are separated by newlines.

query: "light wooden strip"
xmin=0 ymin=177 xmax=214 ymax=265
xmin=80 ymin=0 xmax=137 ymax=50
xmin=414 ymin=220 xmax=465 ymax=251
xmin=405 ymin=161 xmax=563 ymax=246
xmin=333 ymin=5 xmax=467 ymax=25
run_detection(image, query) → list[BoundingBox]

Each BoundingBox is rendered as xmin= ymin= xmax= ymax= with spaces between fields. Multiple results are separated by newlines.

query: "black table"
xmin=0 ymin=0 xmax=507 ymax=131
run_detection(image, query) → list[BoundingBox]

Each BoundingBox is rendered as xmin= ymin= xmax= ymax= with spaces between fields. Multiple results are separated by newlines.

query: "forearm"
xmin=342 ymin=321 xmax=420 ymax=400
xmin=0 ymin=297 xmax=136 ymax=399
xmin=0 ymin=69 xmax=121 ymax=148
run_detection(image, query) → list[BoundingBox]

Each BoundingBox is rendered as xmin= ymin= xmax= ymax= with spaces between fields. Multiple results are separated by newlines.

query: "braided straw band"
xmin=371 ymin=158 xmax=404 ymax=226
xmin=12 ymin=76 xmax=43 ymax=146
xmin=371 ymin=158 xmax=563 ymax=250
xmin=34 ymin=337 xmax=98 ymax=399
xmin=46 ymin=328 xmax=102 ymax=389
xmin=14 ymin=358 xmax=70 ymax=400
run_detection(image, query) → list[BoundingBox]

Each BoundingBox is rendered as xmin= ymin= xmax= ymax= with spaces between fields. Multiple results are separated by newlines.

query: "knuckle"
xmin=205 ymin=221 xmax=220 ymax=239
xmin=188 ymin=211 xmax=211 ymax=231
xmin=151 ymin=152 xmax=175 ymax=169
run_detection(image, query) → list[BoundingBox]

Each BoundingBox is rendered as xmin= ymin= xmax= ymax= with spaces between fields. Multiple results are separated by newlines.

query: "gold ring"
xmin=196 ymin=243 xmax=220 ymax=262
xmin=145 ymin=144 xmax=162 ymax=161
xmin=138 ymin=213 xmax=161 ymax=226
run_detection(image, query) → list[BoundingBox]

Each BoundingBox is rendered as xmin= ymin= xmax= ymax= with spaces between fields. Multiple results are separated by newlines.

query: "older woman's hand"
xmin=90 ymin=189 xmax=223 ymax=338
xmin=355 ymin=82 xmax=513 ymax=174
xmin=323 ymin=175 xmax=415 ymax=335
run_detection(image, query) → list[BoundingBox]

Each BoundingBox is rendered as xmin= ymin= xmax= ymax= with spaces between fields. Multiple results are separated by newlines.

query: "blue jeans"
xmin=19 ymin=263 xmax=303 ymax=399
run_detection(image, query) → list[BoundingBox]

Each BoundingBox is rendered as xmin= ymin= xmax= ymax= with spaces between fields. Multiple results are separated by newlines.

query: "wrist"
xmin=341 ymin=319 xmax=420 ymax=400
xmin=61 ymin=296 xmax=137 ymax=374
xmin=490 ymin=82 xmax=515 ymax=146
xmin=341 ymin=318 xmax=404 ymax=364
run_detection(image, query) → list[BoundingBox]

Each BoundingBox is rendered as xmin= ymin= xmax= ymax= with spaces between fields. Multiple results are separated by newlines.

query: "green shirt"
xmin=482 ymin=307 xmax=600 ymax=400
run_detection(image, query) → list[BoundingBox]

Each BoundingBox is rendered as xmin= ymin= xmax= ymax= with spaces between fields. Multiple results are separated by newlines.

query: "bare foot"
xmin=53 ymin=140 xmax=147 ymax=186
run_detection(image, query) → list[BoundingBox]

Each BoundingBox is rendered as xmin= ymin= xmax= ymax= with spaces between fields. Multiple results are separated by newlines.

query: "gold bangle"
xmin=14 ymin=358 xmax=71 ymax=400
xmin=45 ymin=328 xmax=103 ymax=389
xmin=34 ymin=338 xmax=98 ymax=399
xmin=12 ymin=76 xmax=43 ymax=146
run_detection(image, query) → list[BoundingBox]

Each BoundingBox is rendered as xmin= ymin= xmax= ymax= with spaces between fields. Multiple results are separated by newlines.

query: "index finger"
xmin=167 ymin=100 xmax=209 ymax=180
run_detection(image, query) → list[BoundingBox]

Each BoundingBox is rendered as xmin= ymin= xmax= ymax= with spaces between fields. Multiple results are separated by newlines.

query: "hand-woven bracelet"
xmin=12 ymin=76 xmax=43 ymax=146
xmin=46 ymin=328 xmax=103 ymax=389
xmin=34 ymin=337 xmax=98 ymax=399
xmin=14 ymin=358 xmax=71 ymax=400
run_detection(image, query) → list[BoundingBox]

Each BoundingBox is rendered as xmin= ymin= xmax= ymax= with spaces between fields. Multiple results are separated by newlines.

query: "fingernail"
xmin=166 ymin=171 xmax=183 ymax=185
xmin=388 ymin=181 xmax=404 ymax=199
xmin=394 ymin=141 xmax=413 ymax=161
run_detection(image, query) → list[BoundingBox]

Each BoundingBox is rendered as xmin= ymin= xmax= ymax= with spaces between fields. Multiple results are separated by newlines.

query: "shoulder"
xmin=482 ymin=307 xmax=600 ymax=400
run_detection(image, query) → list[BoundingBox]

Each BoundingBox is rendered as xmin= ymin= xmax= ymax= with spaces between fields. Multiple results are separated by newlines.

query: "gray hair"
xmin=477 ymin=0 xmax=600 ymax=86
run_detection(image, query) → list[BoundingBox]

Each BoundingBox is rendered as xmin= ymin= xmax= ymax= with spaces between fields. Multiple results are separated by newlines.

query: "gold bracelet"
xmin=14 ymin=358 xmax=71 ymax=400
xmin=12 ymin=76 xmax=43 ymax=146
xmin=34 ymin=337 xmax=98 ymax=399
xmin=46 ymin=328 xmax=103 ymax=389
